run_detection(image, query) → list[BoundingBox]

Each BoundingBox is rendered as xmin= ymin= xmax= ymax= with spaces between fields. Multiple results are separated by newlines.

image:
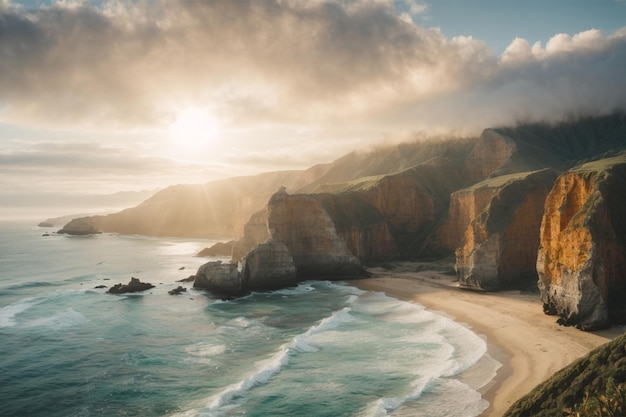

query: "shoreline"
xmin=347 ymin=265 xmax=622 ymax=417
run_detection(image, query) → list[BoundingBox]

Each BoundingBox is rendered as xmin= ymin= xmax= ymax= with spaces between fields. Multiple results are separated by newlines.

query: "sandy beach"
xmin=348 ymin=264 xmax=623 ymax=417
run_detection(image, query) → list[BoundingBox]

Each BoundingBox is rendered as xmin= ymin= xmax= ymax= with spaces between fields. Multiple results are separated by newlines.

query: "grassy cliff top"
xmin=504 ymin=333 xmax=626 ymax=417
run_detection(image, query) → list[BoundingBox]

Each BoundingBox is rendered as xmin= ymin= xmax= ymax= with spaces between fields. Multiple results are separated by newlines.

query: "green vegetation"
xmin=504 ymin=333 xmax=626 ymax=417
xmin=565 ymin=378 xmax=626 ymax=417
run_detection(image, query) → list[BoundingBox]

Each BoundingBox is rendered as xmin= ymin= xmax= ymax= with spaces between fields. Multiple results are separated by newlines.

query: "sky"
xmin=1 ymin=0 xmax=626 ymax=218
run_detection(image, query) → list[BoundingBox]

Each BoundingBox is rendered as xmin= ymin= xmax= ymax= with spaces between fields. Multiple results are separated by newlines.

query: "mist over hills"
xmin=58 ymin=113 xmax=626 ymax=241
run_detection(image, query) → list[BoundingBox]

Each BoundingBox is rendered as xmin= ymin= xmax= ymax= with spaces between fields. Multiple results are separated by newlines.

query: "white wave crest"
xmin=0 ymin=297 xmax=44 ymax=327
xmin=24 ymin=307 xmax=88 ymax=329
xmin=177 ymin=307 xmax=355 ymax=417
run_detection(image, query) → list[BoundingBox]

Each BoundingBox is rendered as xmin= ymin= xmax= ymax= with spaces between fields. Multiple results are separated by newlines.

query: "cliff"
xmin=57 ymin=217 xmax=101 ymax=235
xmin=63 ymin=168 xmax=332 ymax=238
xmin=59 ymin=114 xmax=626 ymax=242
xmin=463 ymin=128 xmax=516 ymax=183
xmin=193 ymin=190 xmax=365 ymax=295
xmin=267 ymin=189 xmax=366 ymax=278
xmin=537 ymin=154 xmax=626 ymax=330
xmin=231 ymin=209 xmax=270 ymax=262
xmin=455 ymin=169 xmax=558 ymax=290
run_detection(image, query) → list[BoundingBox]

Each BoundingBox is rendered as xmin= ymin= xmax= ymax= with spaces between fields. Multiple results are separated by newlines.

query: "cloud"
xmin=0 ymin=140 xmax=227 ymax=194
xmin=0 ymin=0 xmax=624 ymax=136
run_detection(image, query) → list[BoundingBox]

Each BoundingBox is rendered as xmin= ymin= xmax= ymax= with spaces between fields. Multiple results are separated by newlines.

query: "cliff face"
xmin=267 ymin=190 xmax=366 ymax=278
xmin=314 ymin=158 xmax=467 ymax=259
xmin=60 ymin=168 xmax=331 ymax=239
xmin=240 ymin=239 xmax=297 ymax=291
xmin=436 ymin=186 xmax=497 ymax=253
xmin=537 ymin=155 xmax=626 ymax=330
xmin=57 ymin=217 xmax=102 ymax=235
xmin=231 ymin=209 xmax=270 ymax=262
xmin=193 ymin=240 xmax=297 ymax=295
xmin=317 ymin=193 xmax=397 ymax=261
xmin=463 ymin=129 xmax=516 ymax=183
xmin=455 ymin=169 xmax=558 ymax=290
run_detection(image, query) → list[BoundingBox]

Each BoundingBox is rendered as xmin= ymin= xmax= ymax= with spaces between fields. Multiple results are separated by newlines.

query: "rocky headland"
xmin=59 ymin=114 xmax=626 ymax=330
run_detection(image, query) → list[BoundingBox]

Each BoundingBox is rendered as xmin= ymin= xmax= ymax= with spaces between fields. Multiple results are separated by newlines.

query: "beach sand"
xmin=347 ymin=263 xmax=623 ymax=417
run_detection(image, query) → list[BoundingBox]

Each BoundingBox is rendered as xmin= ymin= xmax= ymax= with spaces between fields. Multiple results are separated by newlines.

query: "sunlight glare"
xmin=168 ymin=107 xmax=219 ymax=152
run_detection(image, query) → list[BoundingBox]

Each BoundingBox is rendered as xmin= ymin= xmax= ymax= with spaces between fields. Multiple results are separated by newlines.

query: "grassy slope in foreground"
xmin=504 ymin=332 xmax=626 ymax=417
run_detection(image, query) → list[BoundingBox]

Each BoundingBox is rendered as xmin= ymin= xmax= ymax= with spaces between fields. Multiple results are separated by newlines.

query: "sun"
xmin=167 ymin=107 xmax=219 ymax=152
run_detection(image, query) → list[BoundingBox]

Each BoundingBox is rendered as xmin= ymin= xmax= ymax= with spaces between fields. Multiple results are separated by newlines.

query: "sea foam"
xmin=178 ymin=306 xmax=356 ymax=417
xmin=0 ymin=297 xmax=44 ymax=327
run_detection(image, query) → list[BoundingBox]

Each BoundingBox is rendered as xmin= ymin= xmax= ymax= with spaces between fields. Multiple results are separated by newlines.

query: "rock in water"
xmin=455 ymin=169 xmax=557 ymax=290
xmin=193 ymin=261 xmax=242 ymax=295
xmin=57 ymin=217 xmax=101 ymax=235
xmin=241 ymin=239 xmax=297 ymax=291
xmin=168 ymin=286 xmax=187 ymax=295
xmin=107 ymin=277 xmax=155 ymax=294
xmin=537 ymin=155 xmax=626 ymax=330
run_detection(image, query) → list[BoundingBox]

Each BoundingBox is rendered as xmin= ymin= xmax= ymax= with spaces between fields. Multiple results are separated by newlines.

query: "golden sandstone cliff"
xmin=537 ymin=155 xmax=626 ymax=330
xmin=60 ymin=114 xmax=626 ymax=329
xmin=455 ymin=169 xmax=558 ymax=290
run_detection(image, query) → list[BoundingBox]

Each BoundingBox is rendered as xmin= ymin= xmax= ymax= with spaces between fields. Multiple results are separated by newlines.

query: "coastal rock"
xmin=38 ymin=221 xmax=54 ymax=227
xmin=455 ymin=169 xmax=558 ymax=290
xmin=193 ymin=261 xmax=242 ymax=295
xmin=107 ymin=277 xmax=155 ymax=294
xmin=168 ymin=286 xmax=187 ymax=295
xmin=267 ymin=189 xmax=366 ymax=278
xmin=241 ymin=239 xmax=297 ymax=291
xmin=196 ymin=240 xmax=236 ymax=257
xmin=537 ymin=155 xmax=626 ymax=330
xmin=57 ymin=217 xmax=101 ymax=235
xmin=231 ymin=209 xmax=270 ymax=262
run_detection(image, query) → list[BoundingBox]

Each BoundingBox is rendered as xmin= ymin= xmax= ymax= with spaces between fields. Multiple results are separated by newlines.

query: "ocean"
xmin=0 ymin=221 xmax=500 ymax=417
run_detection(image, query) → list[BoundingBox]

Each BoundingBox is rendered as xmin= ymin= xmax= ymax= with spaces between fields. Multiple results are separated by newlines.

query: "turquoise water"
xmin=0 ymin=222 xmax=499 ymax=417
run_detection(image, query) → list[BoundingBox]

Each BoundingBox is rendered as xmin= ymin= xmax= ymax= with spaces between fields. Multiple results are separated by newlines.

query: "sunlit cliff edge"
xmin=58 ymin=113 xmax=626 ymax=331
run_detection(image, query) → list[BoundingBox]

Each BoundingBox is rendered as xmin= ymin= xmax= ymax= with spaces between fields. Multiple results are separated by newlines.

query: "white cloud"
xmin=0 ymin=0 xmax=624 ymax=178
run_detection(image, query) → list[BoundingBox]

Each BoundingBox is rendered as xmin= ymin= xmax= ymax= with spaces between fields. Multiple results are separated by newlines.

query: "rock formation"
xmin=193 ymin=261 xmax=242 ymax=295
xmin=57 ymin=217 xmax=101 ymax=235
xmin=231 ymin=209 xmax=270 ymax=262
xmin=240 ymin=239 xmax=297 ymax=291
xmin=107 ymin=277 xmax=155 ymax=294
xmin=193 ymin=240 xmax=298 ymax=295
xmin=311 ymin=158 xmax=467 ymax=259
xmin=455 ymin=169 xmax=558 ymax=290
xmin=267 ymin=189 xmax=366 ymax=278
xmin=537 ymin=155 xmax=626 ymax=330
xmin=168 ymin=286 xmax=187 ymax=295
